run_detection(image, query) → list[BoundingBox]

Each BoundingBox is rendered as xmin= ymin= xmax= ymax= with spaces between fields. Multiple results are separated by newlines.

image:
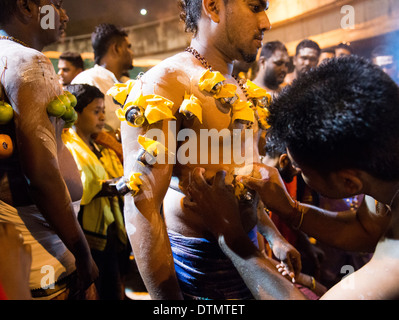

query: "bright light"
xmin=140 ymin=8 xmax=147 ymax=16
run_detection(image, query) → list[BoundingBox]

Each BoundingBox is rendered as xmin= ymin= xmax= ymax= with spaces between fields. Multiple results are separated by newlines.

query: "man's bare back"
xmin=0 ymin=43 xmax=82 ymax=207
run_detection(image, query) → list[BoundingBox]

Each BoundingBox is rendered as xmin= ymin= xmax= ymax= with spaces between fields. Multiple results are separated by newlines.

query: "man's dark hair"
xmin=264 ymin=135 xmax=287 ymax=159
xmin=336 ymin=42 xmax=353 ymax=54
xmin=91 ymin=23 xmax=128 ymax=65
xmin=0 ymin=0 xmax=40 ymax=26
xmin=321 ymin=48 xmax=335 ymax=55
xmin=66 ymin=84 xmax=104 ymax=113
xmin=295 ymin=39 xmax=321 ymax=57
xmin=259 ymin=41 xmax=288 ymax=60
xmin=268 ymin=55 xmax=399 ymax=181
xmin=178 ymin=0 xmax=203 ymax=35
xmin=59 ymin=51 xmax=85 ymax=70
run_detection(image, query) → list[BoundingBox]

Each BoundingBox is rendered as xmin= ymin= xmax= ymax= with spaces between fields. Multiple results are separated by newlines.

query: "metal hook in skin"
xmin=125 ymin=105 xmax=146 ymax=127
xmin=136 ymin=148 xmax=157 ymax=166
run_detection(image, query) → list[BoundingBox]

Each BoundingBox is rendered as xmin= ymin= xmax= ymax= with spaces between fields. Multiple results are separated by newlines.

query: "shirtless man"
xmin=188 ymin=56 xmax=399 ymax=299
xmin=0 ymin=0 xmax=97 ymax=299
xmin=252 ymin=41 xmax=290 ymax=96
xmin=121 ymin=0 xmax=300 ymax=300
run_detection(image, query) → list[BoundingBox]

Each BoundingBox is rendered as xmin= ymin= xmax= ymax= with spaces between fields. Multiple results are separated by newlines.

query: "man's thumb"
xmin=237 ymin=175 xmax=261 ymax=190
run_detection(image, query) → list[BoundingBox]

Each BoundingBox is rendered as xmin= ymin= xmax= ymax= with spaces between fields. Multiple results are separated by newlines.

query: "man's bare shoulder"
xmin=0 ymin=43 xmax=57 ymax=87
xmin=141 ymin=52 xmax=200 ymax=96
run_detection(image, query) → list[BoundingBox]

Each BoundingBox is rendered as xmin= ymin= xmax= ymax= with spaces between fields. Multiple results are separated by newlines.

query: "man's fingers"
xmin=183 ymin=196 xmax=199 ymax=212
xmin=191 ymin=167 xmax=209 ymax=192
xmin=237 ymin=175 xmax=263 ymax=191
xmin=213 ymin=170 xmax=227 ymax=188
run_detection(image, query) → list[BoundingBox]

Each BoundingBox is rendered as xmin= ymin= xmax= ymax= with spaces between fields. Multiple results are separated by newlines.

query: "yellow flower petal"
xmin=213 ymin=83 xmax=238 ymax=99
xmin=145 ymin=106 xmax=176 ymax=124
xmin=198 ymin=70 xmax=226 ymax=93
xmin=256 ymin=107 xmax=271 ymax=130
xmin=179 ymin=93 xmax=203 ymax=123
xmin=234 ymin=181 xmax=246 ymax=199
xmin=143 ymin=94 xmax=175 ymax=124
xmin=115 ymin=108 xmax=126 ymax=122
xmin=137 ymin=135 xmax=168 ymax=157
xmin=107 ymin=80 xmax=136 ymax=106
xmin=245 ymin=80 xmax=268 ymax=99
xmin=245 ymin=80 xmax=272 ymax=108
xmin=232 ymin=100 xmax=255 ymax=123
xmin=126 ymin=172 xmax=143 ymax=195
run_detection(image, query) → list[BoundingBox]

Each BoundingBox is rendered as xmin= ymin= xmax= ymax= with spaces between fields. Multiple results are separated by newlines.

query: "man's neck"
xmin=99 ymin=60 xmax=122 ymax=81
xmin=190 ymin=38 xmax=234 ymax=76
xmin=0 ymin=26 xmax=44 ymax=51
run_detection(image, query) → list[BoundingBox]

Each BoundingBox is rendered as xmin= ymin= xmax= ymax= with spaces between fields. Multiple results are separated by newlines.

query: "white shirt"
xmin=72 ymin=64 xmax=121 ymax=132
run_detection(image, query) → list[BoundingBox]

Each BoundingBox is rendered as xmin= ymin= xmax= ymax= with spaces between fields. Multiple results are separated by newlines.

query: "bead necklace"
xmin=185 ymin=46 xmax=250 ymax=101
xmin=0 ymin=36 xmax=30 ymax=48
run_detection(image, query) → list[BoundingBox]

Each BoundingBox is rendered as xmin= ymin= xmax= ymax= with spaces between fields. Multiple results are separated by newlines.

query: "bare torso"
xmin=124 ymin=52 xmax=262 ymax=238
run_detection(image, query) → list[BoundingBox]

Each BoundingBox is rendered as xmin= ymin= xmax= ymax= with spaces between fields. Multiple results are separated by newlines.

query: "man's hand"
xmin=271 ymin=238 xmax=302 ymax=282
xmin=185 ymin=167 xmax=244 ymax=238
xmin=237 ymin=163 xmax=295 ymax=218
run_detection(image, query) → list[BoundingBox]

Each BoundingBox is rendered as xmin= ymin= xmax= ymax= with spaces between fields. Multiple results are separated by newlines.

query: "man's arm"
xmin=257 ymin=203 xmax=301 ymax=279
xmin=239 ymin=163 xmax=391 ymax=252
xmin=121 ymin=74 xmax=184 ymax=300
xmin=10 ymin=57 xmax=97 ymax=288
xmin=186 ymin=168 xmax=306 ymax=300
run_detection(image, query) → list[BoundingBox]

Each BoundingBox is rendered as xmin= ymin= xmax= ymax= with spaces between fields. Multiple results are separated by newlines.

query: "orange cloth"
xmin=269 ymin=176 xmax=298 ymax=247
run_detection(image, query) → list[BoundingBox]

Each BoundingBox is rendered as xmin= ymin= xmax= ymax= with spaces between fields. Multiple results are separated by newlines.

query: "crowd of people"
xmin=0 ymin=0 xmax=398 ymax=301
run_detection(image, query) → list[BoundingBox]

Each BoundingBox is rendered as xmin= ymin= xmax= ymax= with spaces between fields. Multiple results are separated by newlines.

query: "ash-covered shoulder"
xmin=138 ymin=52 xmax=201 ymax=101
xmin=0 ymin=43 xmax=58 ymax=87
xmin=0 ymin=43 xmax=62 ymax=107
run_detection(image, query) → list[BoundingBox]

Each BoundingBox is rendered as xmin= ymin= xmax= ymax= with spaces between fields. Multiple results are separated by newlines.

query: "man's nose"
xmin=260 ymin=11 xmax=272 ymax=32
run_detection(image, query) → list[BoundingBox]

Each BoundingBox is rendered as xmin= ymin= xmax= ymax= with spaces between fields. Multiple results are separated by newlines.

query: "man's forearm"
xmin=218 ymin=230 xmax=306 ymax=300
xmin=269 ymin=199 xmax=379 ymax=252
xmin=126 ymin=200 xmax=183 ymax=300
xmin=28 ymin=172 xmax=90 ymax=259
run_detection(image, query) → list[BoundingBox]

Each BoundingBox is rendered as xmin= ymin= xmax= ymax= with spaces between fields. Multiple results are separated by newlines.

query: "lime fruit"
xmin=64 ymin=91 xmax=77 ymax=108
xmin=47 ymin=98 xmax=66 ymax=117
xmin=0 ymin=101 xmax=14 ymax=125
xmin=58 ymin=94 xmax=71 ymax=109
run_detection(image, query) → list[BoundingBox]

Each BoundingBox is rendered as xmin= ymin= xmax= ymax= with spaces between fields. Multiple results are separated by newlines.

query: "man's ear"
xmin=278 ymin=154 xmax=290 ymax=170
xmin=109 ymin=40 xmax=120 ymax=57
xmin=203 ymin=0 xmax=221 ymax=23
xmin=16 ymin=0 xmax=38 ymax=21
xmin=333 ymin=169 xmax=364 ymax=195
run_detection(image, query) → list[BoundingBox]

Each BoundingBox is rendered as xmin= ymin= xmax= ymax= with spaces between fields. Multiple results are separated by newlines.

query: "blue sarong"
xmin=168 ymin=228 xmax=259 ymax=300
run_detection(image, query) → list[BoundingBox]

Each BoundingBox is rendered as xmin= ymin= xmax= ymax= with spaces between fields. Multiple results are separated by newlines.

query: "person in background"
xmin=285 ymin=39 xmax=321 ymax=84
xmin=318 ymin=48 xmax=335 ymax=65
xmin=72 ymin=23 xmax=134 ymax=134
xmin=58 ymin=51 xmax=84 ymax=88
xmin=62 ymin=84 xmax=129 ymax=300
xmin=335 ymin=42 xmax=353 ymax=57
xmin=252 ymin=41 xmax=290 ymax=96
